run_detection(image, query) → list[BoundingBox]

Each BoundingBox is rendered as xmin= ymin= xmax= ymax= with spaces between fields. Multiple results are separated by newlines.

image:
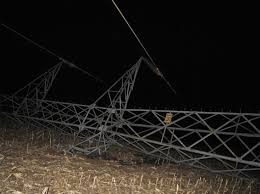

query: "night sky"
xmin=1 ymin=1 xmax=259 ymax=112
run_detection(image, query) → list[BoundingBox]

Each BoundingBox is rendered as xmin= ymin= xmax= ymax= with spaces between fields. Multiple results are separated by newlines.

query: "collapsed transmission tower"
xmin=0 ymin=1 xmax=260 ymax=179
xmin=0 ymin=56 xmax=259 ymax=178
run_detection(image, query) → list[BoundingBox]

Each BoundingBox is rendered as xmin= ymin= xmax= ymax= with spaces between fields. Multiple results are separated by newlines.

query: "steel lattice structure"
xmin=1 ymin=57 xmax=260 ymax=178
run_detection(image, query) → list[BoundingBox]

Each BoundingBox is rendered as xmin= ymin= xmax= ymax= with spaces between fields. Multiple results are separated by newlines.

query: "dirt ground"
xmin=0 ymin=127 xmax=259 ymax=194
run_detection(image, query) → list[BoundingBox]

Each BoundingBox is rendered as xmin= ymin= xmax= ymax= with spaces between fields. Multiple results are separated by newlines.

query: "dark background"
xmin=0 ymin=1 xmax=259 ymax=112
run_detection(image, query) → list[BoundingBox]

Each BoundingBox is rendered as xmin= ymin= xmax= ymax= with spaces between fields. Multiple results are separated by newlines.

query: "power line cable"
xmin=1 ymin=23 xmax=60 ymax=59
xmin=1 ymin=23 xmax=105 ymax=84
xmin=111 ymin=0 xmax=176 ymax=94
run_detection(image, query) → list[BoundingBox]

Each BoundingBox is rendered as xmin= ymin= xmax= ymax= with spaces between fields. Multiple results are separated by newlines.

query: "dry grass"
xmin=0 ymin=126 xmax=259 ymax=194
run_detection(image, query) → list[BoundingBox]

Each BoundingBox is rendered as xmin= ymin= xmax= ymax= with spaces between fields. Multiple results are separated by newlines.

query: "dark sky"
xmin=1 ymin=1 xmax=259 ymax=112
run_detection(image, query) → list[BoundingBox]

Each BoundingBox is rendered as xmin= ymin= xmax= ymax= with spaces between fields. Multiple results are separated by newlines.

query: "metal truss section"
xmin=71 ymin=58 xmax=143 ymax=154
xmin=94 ymin=58 xmax=141 ymax=110
xmin=113 ymin=109 xmax=260 ymax=176
xmin=0 ymin=97 xmax=120 ymax=154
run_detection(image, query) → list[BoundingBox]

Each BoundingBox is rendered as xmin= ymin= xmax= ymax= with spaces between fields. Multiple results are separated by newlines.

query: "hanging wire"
xmin=1 ymin=23 xmax=105 ymax=84
xmin=60 ymin=59 xmax=105 ymax=84
xmin=111 ymin=0 xmax=176 ymax=94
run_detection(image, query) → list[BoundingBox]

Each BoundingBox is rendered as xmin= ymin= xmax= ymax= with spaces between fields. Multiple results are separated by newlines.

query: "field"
xmin=0 ymin=124 xmax=259 ymax=194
